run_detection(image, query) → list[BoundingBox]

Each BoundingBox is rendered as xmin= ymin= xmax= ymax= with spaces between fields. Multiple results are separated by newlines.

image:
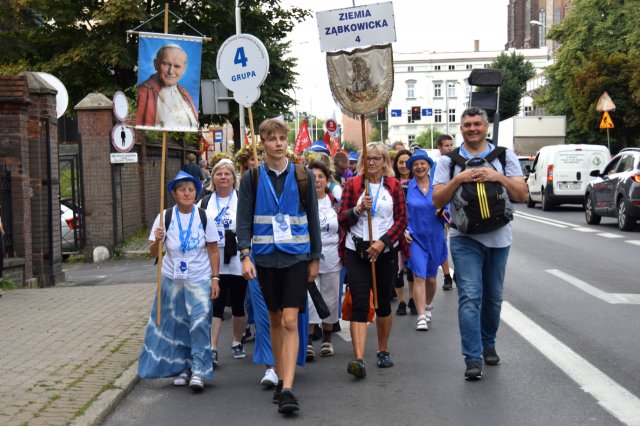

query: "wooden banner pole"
xmin=248 ymin=107 xmax=259 ymax=166
xmin=360 ymin=114 xmax=378 ymax=309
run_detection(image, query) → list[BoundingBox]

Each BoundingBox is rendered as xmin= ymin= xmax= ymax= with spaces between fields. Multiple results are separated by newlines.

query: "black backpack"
xmin=446 ymin=147 xmax=513 ymax=234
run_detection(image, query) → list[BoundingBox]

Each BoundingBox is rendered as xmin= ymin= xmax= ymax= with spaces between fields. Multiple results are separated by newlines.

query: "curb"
xmin=122 ymin=250 xmax=151 ymax=260
xmin=70 ymin=362 xmax=139 ymax=426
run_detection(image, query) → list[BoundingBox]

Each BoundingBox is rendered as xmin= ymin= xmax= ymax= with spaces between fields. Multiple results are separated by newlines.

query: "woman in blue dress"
xmin=138 ymin=171 xmax=220 ymax=391
xmin=405 ymin=150 xmax=447 ymax=331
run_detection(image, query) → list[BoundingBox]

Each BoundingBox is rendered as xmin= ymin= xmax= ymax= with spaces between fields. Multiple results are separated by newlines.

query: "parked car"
xmin=518 ymin=155 xmax=535 ymax=178
xmin=526 ymin=144 xmax=611 ymax=210
xmin=61 ymin=202 xmax=80 ymax=252
xmin=584 ymin=148 xmax=640 ymax=231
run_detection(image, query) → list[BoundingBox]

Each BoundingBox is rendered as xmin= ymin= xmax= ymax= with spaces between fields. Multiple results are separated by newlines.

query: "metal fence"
xmin=0 ymin=164 xmax=13 ymax=257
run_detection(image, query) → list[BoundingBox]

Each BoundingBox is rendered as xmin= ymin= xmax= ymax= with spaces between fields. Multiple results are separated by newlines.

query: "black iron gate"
xmin=0 ymin=163 xmax=13 ymax=258
xmin=59 ymin=145 xmax=85 ymax=253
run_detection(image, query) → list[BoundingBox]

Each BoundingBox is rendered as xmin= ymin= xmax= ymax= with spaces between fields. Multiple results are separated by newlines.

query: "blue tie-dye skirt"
xmin=138 ymin=276 xmax=214 ymax=380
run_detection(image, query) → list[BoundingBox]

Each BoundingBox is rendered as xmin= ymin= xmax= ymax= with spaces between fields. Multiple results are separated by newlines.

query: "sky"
xmin=280 ymin=0 xmax=509 ymax=118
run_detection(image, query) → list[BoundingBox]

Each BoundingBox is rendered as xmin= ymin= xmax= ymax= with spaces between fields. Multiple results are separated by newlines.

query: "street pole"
xmin=235 ymin=1 xmax=246 ymax=145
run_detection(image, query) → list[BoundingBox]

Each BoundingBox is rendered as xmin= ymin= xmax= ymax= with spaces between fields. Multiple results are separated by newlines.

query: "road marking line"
xmin=336 ymin=319 xmax=352 ymax=342
xmin=572 ymin=227 xmax=599 ymax=233
xmin=514 ymin=213 xmax=567 ymax=228
xmin=514 ymin=211 xmax=577 ymax=227
xmin=546 ymin=269 xmax=640 ymax=305
xmin=625 ymin=240 xmax=640 ymax=247
xmin=597 ymin=233 xmax=623 ymax=239
xmin=502 ymin=302 xmax=640 ymax=426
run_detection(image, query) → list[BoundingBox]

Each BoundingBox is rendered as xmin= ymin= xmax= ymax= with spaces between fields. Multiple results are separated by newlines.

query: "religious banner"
xmin=136 ymin=32 xmax=203 ymax=132
xmin=326 ymin=44 xmax=394 ymax=117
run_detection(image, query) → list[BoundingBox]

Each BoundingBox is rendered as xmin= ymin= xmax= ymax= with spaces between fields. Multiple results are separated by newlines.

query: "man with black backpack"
xmin=236 ymin=118 xmax=321 ymax=415
xmin=432 ymin=107 xmax=527 ymax=381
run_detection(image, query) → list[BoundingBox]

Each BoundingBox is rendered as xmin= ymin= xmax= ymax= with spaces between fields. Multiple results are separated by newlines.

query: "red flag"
xmin=244 ymin=131 xmax=251 ymax=146
xmin=294 ymin=120 xmax=312 ymax=154
xmin=198 ymin=136 xmax=209 ymax=156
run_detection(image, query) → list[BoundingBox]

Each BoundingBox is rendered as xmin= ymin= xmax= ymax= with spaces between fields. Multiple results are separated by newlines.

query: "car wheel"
xmin=526 ymin=192 xmax=535 ymax=208
xmin=617 ymin=197 xmax=635 ymax=231
xmin=541 ymin=188 xmax=552 ymax=211
xmin=585 ymin=194 xmax=601 ymax=225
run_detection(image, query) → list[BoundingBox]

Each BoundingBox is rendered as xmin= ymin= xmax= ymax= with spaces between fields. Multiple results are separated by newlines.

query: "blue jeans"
xmin=450 ymin=237 xmax=510 ymax=364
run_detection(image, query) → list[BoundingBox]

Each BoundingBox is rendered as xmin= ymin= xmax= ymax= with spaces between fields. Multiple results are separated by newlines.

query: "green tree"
xmin=0 ymin=0 xmax=310 ymax=146
xmin=538 ymin=0 xmax=640 ymax=149
xmin=415 ymin=128 xmax=444 ymax=150
xmin=476 ymin=51 xmax=535 ymax=121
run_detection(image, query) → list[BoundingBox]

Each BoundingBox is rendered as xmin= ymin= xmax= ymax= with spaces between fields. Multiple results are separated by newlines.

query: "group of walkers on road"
xmin=138 ymin=107 xmax=528 ymax=415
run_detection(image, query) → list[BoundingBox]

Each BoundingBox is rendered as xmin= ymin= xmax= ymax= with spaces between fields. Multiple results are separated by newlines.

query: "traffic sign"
xmin=422 ymin=108 xmax=433 ymax=117
xmin=316 ymin=2 xmax=396 ymax=52
xmin=112 ymin=91 xmax=128 ymax=122
xmin=599 ymin=111 xmax=614 ymax=129
xmin=390 ymin=109 xmax=402 ymax=117
xmin=111 ymin=124 xmax=135 ymax=152
xmin=213 ymin=130 xmax=223 ymax=143
xmin=325 ymin=118 xmax=338 ymax=133
xmin=596 ymin=92 xmax=616 ymax=112
xmin=110 ymin=152 xmax=138 ymax=164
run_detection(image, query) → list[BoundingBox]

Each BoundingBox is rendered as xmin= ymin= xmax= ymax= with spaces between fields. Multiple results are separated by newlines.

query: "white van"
xmin=526 ymin=144 xmax=610 ymax=210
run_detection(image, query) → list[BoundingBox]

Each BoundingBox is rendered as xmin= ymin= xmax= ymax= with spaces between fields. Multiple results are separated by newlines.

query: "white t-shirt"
xmin=197 ymin=191 xmax=242 ymax=276
xmin=345 ymin=180 xmax=394 ymax=251
xmin=317 ymin=195 xmax=341 ymax=273
xmin=156 ymin=85 xmax=198 ymax=129
xmin=149 ymin=206 xmax=218 ymax=281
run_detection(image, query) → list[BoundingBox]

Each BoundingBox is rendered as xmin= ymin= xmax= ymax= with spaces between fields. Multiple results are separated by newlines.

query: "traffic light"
xmin=377 ymin=107 xmax=387 ymax=122
xmin=411 ymin=106 xmax=421 ymax=121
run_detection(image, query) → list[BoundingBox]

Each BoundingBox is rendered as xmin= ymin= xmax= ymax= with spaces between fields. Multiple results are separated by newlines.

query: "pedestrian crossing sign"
xmin=599 ymin=111 xmax=614 ymax=129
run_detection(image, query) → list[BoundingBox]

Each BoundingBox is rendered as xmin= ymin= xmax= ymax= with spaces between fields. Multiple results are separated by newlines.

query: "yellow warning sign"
xmin=599 ymin=111 xmax=614 ymax=129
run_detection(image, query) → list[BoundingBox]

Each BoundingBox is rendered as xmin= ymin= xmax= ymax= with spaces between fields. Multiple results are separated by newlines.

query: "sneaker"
xmin=408 ymin=298 xmax=417 ymax=315
xmin=347 ymin=359 xmax=366 ymax=378
xmin=376 ymin=351 xmax=394 ymax=368
xmin=212 ymin=349 xmax=219 ymax=367
xmin=395 ymin=301 xmax=407 ymax=316
xmin=272 ymin=380 xmax=283 ymax=404
xmin=261 ymin=368 xmax=278 ymax=388
xmin=306 ymin=344 xmax=315 ymax=362
xmin=232 ymin=343 xmax=247 ymax=359
xmin=443 ymin=274 xmax=453 ymax=290
xmin=320 ymin=341 xmax=334 ymax=357
xmin=425 ymin=305 xmax=433 ymax=323
xmin=189 ymin=373 xmax=204 ymax=391
xmin=465 ymin=361 xmax=483 ymax=381
xmin=483 ymin=348 xmax=500 ymax=365
xmin=416 ymin=316 xmax=428 ymax=331
xmin=173 ymin=370 xmax=191 ymax=386
xmin=278 ymin=390 xmax=300 ymax=414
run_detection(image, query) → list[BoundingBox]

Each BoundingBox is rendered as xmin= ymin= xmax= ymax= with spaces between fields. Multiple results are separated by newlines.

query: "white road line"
xmin=546 ymin=269 xmax=640 ymax=305
xmin=598 ymin=233 xmax=623 ymax=239
xmin=572 ymin=227 xmax=599 ymax=233
xmin=514 ymin=211 xmax=577 ymax=227
xmin=336 ymin=319 xmax=352 ymax=342
xmin=514 ymin=213 xmax=568 ymax=228
xmin=502 ymin=302 xmax=640 ymax=426
xmin=625 ymin=240 xmax=640 ymax=247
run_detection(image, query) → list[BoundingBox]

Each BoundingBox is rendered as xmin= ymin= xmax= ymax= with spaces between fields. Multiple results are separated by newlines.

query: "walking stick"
xmin=247 ymin=106 xmax=259 ymax=167
xmin=360 ymin=114 xmax=378 ymax=309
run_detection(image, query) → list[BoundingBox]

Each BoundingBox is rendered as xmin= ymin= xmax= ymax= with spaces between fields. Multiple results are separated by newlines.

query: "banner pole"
xmin=248 ymin=106 xmax=259 ymax=166
xmin=361 ymin=114 xmax=378 ymax=309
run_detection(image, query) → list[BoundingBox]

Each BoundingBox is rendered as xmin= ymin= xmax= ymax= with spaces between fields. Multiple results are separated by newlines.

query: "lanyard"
xmin=214 ymin=191 xmax=234 ymax=224
xmin=263 ymin=164 xmax=291 ymax=213
xmin=460 ymin=142 xmax=493 ymax=159
xmin=176 ymin=206 xmax=195 ymax=253
xmin=368 ymin=177 xmax=384 ymax=218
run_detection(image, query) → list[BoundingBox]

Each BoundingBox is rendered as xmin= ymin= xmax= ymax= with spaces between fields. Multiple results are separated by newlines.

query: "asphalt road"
xmin=104 ymin=203 xmax=640 ymax=426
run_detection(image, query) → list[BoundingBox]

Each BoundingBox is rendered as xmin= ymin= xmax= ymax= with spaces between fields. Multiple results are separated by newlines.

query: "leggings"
xmin=213 ymin=274 xmax=247 ymax=319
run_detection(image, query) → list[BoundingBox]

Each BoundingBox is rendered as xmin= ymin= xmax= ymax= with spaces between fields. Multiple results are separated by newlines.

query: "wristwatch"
xmin=239 ymin=251 xmax=250 ymax=261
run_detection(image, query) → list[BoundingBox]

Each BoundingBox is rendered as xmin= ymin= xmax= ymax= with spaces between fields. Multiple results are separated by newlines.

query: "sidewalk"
xmin=0 ymin=241 xmax=155 ymax=426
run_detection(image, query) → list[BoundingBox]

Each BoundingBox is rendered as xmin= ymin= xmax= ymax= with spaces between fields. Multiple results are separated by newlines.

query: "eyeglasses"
xmin=366 ymin=156 xmax=383 ymax=163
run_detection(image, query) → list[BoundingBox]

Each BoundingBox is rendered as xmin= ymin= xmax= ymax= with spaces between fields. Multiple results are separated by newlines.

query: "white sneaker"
xmin=425 ymin=305 xmax=433 ymax=322
xmin=261 ymin=368 xmax=278 ymax=388
xmin=173 ymin=370 xmax=191 ymax=386
xmin=189 ymin=373 xmax=204 ymax=391
xmin=416 ymin=316 xmax=429 ymax=331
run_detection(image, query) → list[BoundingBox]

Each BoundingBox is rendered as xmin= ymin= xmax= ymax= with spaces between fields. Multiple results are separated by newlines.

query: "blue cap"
xmin=168 ymin=170 xmax=202 ymax=194
xmin=406 ymin=149 xmax=434 ymax=170
xmin=348 ymin=152 xmax=359 ymax=162
xmin=308 ymin=140 xmax=330 ymax=155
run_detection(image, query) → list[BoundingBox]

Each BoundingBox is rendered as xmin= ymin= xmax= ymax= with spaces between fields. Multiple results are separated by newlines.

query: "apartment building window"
xmin=484 ymin=63 xmax=491 ymax=68
xmin=408 ymin=65 xmax=414 ymax=72
xmin=524 ymin=106 xmax=533 ymax=116
xmin=434 ymin=65 xmax=441 ymax=71
xmin=448 ymin=108 xmax=456 ymax=123
xmin=434 ymin=82 xmax=442 ymax=98
xmin=434 ymin=109 xmax=442 ymax=123
xmin=448 ymin=65 xmax=455 ymax=70
xmin=408 ymin=135 xmax=416 ymax=144
xmin=466 ymin=64 xmax=472 ymax=70
xmin=406 ymin=80 xmax=416 ymax=98
xmin=447 ymin=82 xmax=456 ymax=98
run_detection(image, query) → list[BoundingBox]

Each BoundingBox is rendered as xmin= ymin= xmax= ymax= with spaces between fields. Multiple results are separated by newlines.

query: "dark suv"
xmin=584 ymin=148 xmax=640 ymax=231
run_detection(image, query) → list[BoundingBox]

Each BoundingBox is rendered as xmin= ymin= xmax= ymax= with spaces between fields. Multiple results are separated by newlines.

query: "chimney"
xmin=474 ymin=40 xmax=480 ymax=52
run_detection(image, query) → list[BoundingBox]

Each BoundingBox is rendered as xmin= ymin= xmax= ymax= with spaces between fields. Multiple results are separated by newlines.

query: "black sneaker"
xmin=483 ymin=348 xmax=500 ymax=365
xmin=376 ymin=351 xmax=394 ymax=368
xmin=272 ymin=380 xmax=283 ymax=404
xmin=278 ymin=390 xmax=300 ymax=414
xmin=395 ymin=301 xmax=407 ymax=316
xmin=442 ymin=275 xmax=453 ymax=290
xmin=347 ymin=359 xmax=366 ymax=378
xmin=465 ymin=361 xmax=483 ymax=380
xmin=408 ymin=298 xmax=417 ymax=315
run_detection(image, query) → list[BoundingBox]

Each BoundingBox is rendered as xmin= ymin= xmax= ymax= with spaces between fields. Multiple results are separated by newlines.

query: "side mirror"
xmin=524 ymin=165 xmax=532 ymax=173
xmin=589 ymin=170 xmax=600 ymax=177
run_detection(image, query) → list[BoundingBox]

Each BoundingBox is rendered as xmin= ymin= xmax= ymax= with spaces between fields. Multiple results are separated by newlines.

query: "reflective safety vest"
xmin=252 ymin=164 xmax=311 ymax=255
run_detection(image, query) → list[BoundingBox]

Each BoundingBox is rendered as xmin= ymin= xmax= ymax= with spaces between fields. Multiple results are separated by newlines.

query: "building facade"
xmin=387 ymin=46 xmax=550 ymax=147
xmin=506 ymin=0 xmax=572 ymax=51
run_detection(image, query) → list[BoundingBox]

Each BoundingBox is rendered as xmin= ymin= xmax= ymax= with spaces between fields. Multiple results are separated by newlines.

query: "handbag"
xmin=352 ymin=235 xmax=370 ymax=261
xmin=223 ymin=230 xmax=237 ymax=264
xmin=308 ymin=281 xmax=330 ymax=319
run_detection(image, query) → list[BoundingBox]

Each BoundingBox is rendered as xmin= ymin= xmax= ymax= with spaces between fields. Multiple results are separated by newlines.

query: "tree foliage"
xmin=415 ymin=127 xmax=444 ymax=149
xmin=538 ymin=0 xmax=640 ymax=149
xmin=0 ymin=0 xmax=310 ymax=143
xmin=476 ymin=51 xmax=535 ymax=121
